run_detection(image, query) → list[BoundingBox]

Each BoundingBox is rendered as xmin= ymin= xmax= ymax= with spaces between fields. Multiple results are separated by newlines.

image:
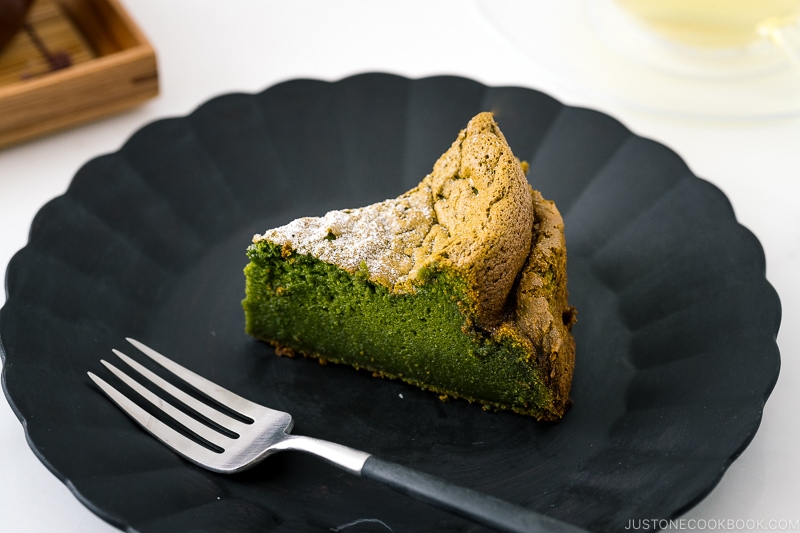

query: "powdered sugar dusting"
xmin=254 ymin=188 xmax=435 ymax=290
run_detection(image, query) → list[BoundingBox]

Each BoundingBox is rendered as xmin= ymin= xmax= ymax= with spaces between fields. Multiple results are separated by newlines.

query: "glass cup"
xmin=475 ymin=0 xmax=800 ymax=117
xmin=612 ymin=0 xmax=800 ymax=66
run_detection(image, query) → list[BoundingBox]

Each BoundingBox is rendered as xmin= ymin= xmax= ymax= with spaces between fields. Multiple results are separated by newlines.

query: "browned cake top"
xmin=254 ymin=112 xmax=536 ymax=327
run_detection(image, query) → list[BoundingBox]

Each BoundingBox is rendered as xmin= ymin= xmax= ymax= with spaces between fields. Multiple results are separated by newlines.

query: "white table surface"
xmin=1 ymin=1 xmax=798 ymax=531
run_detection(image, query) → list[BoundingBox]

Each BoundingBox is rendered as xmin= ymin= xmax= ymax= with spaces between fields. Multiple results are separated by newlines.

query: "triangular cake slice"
xmin=243 ymin=112 xmax=576 ymax=420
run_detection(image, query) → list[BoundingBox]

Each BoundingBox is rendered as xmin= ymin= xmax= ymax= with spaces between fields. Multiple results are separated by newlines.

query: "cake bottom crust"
xmin=264 ymin=339 xmax=571 ymax=420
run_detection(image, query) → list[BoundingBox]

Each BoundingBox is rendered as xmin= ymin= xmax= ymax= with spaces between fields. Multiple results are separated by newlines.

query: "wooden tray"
xmin=0 ymin=0 xmax=158 ymax=148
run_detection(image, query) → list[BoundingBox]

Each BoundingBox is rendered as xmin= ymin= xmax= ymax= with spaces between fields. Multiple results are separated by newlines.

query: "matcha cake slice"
xmin=243 ymin=112 xmax=576 ymax=420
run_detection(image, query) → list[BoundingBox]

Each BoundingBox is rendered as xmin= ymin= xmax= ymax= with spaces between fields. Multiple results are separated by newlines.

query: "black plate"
xmin=1 ymin=73 xmax=781 ymax=532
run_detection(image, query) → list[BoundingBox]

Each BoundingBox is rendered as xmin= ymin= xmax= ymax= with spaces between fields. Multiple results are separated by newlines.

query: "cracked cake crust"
xmin=255 ymin=112 xmax=535 ymax=328
xmin=247 ymin=112 xmax=576 ymax=419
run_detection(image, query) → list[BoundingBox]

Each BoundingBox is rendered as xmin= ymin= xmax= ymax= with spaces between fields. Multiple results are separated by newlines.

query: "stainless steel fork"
xmin=88 ymin=338 xmax=583 ymax=533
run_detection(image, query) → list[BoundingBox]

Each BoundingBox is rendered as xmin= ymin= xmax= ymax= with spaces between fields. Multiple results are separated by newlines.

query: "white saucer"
xmin=476 ymin=0 xmax=800 ymax=119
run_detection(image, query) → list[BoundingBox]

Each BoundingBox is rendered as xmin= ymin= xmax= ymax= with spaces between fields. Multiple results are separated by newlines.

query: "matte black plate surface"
xmin=1 ymin=73 xmax=781 ymax=532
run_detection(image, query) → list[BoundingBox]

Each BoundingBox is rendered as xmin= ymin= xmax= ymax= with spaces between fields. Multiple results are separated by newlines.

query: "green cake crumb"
xmin=242 ymin=112 xmax=575 ymax=420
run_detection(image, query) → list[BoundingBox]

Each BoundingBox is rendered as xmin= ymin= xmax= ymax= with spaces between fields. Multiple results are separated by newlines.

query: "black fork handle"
xmin=361 ymin=456 xmax=585 ymax=533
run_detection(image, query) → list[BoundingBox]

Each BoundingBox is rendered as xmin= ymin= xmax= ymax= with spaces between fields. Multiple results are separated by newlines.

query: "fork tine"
xmin=87 ymin=371 xmax=223 ymax=467
xmin=126 ymin=338 xmax=266 ymax=418
xmin=112 ymin=349 xmax=248 ymax=432
xmin=100 ymin=359 xmax=235 ymax=445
